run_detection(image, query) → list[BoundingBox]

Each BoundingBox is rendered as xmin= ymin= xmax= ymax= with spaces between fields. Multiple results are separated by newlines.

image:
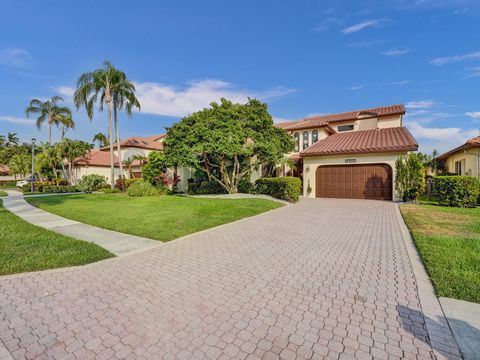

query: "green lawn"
xmin=0 ymin=203 xmax=113 ymax=275
xmin=0 ymin=191 xmax=7 ymax=197
xmin=27 ymin=194 xmax=283 ymax=242
xmin=401 ymin=203 xmax=480 ymax=303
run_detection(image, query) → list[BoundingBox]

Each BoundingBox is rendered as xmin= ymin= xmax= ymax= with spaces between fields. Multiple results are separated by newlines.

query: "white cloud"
xmin=0 ymin=116 xmax=35 ymax=125
xmin=405 ymin=100 xmax=435 ymax=109
xmin=381 ymin=48 xmax=411 ymax=56
xmin=463 ymin=66 xmax=480 ymax=78
xmin=133 ymin=79 xmax=295 ymax=117
xmin=465 ymin=111 xmax=480 ymax=120
xmin=311 ymin=17 xmax=343 ymax=32
xmin=430 ymin=51 xmax=480 ymax=65
xmin=348 ymin=85 xmax=366 ymax=90
xmin=56 ymin=86 xmax=75 ymax=98
xmin=0 ymin=48 xmax=31 ymax=68
xmin=342 ymin=20 xmax=382 ymax=34
xmin=389 ymin=80 xmax=412 ymax=85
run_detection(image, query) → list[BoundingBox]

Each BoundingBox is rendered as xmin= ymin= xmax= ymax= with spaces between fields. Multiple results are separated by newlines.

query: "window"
xmin=312 ymin=130 xmax=318 ymax=143
xmin=294 ymin=132 xmax=300 ymax=152
xmin=455 ymin=161 xmax=463 ymax=175
xmin=303 ymin=131 xmax=309 ymax=150
xmin=338 ymin=124 xmax=354 ymax=132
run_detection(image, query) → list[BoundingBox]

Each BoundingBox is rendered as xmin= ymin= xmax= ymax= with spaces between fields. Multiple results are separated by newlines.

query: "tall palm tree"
xmin=25 ymin=96 xmax=72 ymax=145
xmin=111 ymin=71 xmax=141 ymax=181
xmin=92 ymin=132 xmax=109 ymax=148
xmin=74 ymin=61 xmax=119 ymax=188
xmin=55 ymin=115 xmax=75 ymax=140
xmin=123 ymin=156 xmax=135 ymax=178
xmin=5 ymin=132 xmax=19 ymax=147
xmin=432 ymin=148 xmax=438 ymax=174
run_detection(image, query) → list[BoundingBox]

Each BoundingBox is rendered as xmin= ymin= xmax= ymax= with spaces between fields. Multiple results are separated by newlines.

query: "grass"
xmin=0 ymin=191 xmax=7 ymax=197
xmin=401 ymin=202 xmax=480 ymax=303
xmin=0 ymin=203 xmax=113 ymax=275
xmin=27 ymin=194 xmax=284 ymax=242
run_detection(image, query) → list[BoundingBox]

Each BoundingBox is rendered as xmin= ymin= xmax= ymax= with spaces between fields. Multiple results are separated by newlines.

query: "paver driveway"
xmin=0 ymin=199 xmax=435 ymax=359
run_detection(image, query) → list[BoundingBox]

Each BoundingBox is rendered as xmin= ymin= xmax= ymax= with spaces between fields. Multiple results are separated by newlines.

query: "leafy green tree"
xmin=56 ymin=115 xmax=75 ymax=140
xmin=35 ymin=144 xmax=63 ymax=184
xmin=74 ymin=61 xmax=116 ymax=187
xmin=5 ymin=132 xmax=20 ymax=147
xmin=0 ymin=134 xmax=5 ymax=147
xmin=57 ymin=139 xmax=92 ymax=184
xmin=395 ymin=153 xmax=426 ymax=202
xmin=92 ymin=132 xmax=109 ymax=148
xmin=0 ymin=146 xmax=28 ymax=166
xmin=142 ymin=151 xmax=169 ymax=185
xmin=25 ymin=96 xmax=72 ymax=145
xmin=165 ymin=98 xmax=294 ymax=193
xmin=9 ymin=153 xmax=31 ymax=179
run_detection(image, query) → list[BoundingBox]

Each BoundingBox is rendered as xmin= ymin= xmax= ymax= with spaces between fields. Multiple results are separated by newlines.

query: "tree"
xmin=111 ymin=68 xmax=141 ymax=181
xmin=9 ymin=153 xmax=30 ymax=179
xmin=277 ymin=154 xmax=296 ymax=177
xmin=0 ymin=134 xmax=5 ymax=147
xmin=25 ymin=96 xmax=72 ymax=145
xmin=165 ymin=98 xmax=294 ymax=193
xmin=142 ymin=151 xmax=169 ymax=185
xmin=57 ymin=139 xmax=91 ymax=184
xmin=74 ymin=61 xmax=124 ymax=188
xmin=395 ymin=153 xmax=426 ymax=202
xmin=92 ymin=132 xmax=109 ymax=148
xmin=35 ymin=144 xmax=63 ymax=184
xmin=5 ymin=132 xmax=19 ymax=147
xmin=56 ymin=115 xmax=75 ymax=140
xmin=123 ymin=156 xmax=135 ymax=178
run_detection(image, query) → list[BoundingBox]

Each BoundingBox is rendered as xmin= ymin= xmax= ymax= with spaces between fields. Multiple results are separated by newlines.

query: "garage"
xmin=315 ymin=164 xmax=392 ymax=200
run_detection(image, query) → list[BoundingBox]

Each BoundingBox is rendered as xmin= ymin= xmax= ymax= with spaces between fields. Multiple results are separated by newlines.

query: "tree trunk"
xmin=114 ymin=105 xmax=124 ymax=186
xmin=48 ymin=121 xmax=52 ymax=145
xmin=107 ymin=99 xmax=115 ymax=189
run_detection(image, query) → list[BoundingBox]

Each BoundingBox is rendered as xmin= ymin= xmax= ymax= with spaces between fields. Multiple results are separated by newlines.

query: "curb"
xmin=394 ymin=204 xmax=463 ymax=360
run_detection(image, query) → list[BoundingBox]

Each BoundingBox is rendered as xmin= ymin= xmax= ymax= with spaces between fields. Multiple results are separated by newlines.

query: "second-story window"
xmin=312 ymin=130 xmax=318 ymax=143
xmin=294 ymin=132 xmax=300 ymax=152
xmin=338 ymin=124 xmax=354 ymax=132
xmin=303 ymin=131 xmax=309 ymax=150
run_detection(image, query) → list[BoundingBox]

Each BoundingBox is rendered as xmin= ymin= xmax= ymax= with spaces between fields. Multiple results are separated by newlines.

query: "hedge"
xmin=22 ymin=180 xmax=69 ymax=193
xmin=42 ymin=185 xmax=80 ymax=194
xmin=187 ymin=180 xmax=227 ymax=195
xmin=255 ymin=177 xmax=301 ymax=202
xmin=127 ymin=180 xmax=163 ymax=197
xmin=0 ymin=180 xmax=16 ymax=187
xmin=434 ymin=176 xmax=479 ymax=207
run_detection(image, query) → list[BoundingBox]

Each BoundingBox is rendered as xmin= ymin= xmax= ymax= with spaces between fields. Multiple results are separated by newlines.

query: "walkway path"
xmin=0 ymin=198 xmax=461 ymax=359
xmin=2 ymin=190 xmax=160 ymax=256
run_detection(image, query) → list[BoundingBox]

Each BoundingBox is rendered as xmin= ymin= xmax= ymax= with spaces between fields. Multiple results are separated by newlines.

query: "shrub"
xmin=255 ymin=177 xmax=301 ymax=202
xmin=434 ymin=176 xmax=479 ymax=207
xmin=42 ymin=185 xmax=80 ymax=193
xmin=115 ymin=177 xmax=141 ymax=190
xmin=238 ymin=179 xmax=254 ymax=194
xmin=98 ymin=187 xmax=120 ymax=194
xmin=77 ymin=174 xmax=107 ymax=193
xmin=143 ymin=151 xmax=169 ymax=186
xmin=395 ymin=154 xmax=426 ymax=202
xmin=127 ymin=180 xmax=161 ymax=197
xmin=187 ymin=180 xmax=227 ymax=195
xmin=0 ymin=180 xmax=16 ymax=187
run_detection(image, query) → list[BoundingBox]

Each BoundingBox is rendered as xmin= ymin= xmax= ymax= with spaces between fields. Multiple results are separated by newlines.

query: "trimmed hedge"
xmin=127 ymin=180 xmax=162 ymax=197
xmin=187 ymin=180 xmax=227 ymax=195
xmin=238 ymin=179 xmax=255 ymax=194
xmin=434 ymin=176 xmax=479 ymax=207
xmin=0 ymin=180 xmax=16 ymax=187
xmin=42 ymin=185 xmax=80 ymax=194
xmin=255 ymin=177 xmax=301 ymax=202
xmin=22 ymin=180 xmax=69 ymax=193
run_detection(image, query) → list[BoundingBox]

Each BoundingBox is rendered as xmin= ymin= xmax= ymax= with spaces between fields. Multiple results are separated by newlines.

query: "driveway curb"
xmin=394 ymin=204 xmax=463 ymax=360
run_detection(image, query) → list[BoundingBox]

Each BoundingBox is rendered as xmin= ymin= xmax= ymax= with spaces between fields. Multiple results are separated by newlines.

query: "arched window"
xmin=303 ymin=131 xmax=309 ymax=150
xmin=312 ymin=130 xmax=318 ymax=143
xmin=294 ymin=132 xmax=300 ymax=152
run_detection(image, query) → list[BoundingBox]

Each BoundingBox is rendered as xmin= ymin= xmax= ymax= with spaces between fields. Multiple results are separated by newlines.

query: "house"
xmin=437 ymin=136 xmax=480 ymax=180
xmin=0 ymin=164 xmax=15 ymax=181
xmin=73 ymin=134 xmax=191 ymax=191
xmin=277 ymin=104 xmax=418 ymax=201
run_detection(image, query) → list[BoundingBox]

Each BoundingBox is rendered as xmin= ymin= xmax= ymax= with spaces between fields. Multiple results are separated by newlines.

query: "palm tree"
xmin=123 ymin=156 xmax=135 ymax=178
xmin=74 ymin=61 xmax=124 ymax=188
xmin=56 ymin=115 xmax=75 ymax=140
xmin=25 ymin=96 xmax=72 ymax=145
xmin=0 ymin=134 xmax=5 ymax=147
xmin=92 ymin=132 xmax=109 ymax=148
xmin=277 ymin=154 xmax=296 ymax=177
xmin=112 ymin=73 xmax=141 ymax=182
xmin=5 ymin=132 xmax=19 ymax=147
xmin=432 ymin=148 xmax=438 ymax=174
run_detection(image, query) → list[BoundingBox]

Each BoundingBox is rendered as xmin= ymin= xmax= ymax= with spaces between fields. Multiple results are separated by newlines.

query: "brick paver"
xmin=0 ymin=199 xmax=435 ymax=359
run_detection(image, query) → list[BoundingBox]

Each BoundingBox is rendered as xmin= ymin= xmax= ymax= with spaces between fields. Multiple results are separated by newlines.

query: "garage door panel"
xmin=316 ymin=164 xmax=392 ymax=200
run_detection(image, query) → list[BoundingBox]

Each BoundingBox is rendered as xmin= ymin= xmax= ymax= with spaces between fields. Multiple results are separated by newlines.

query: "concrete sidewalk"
xmin=2 ymin=190 xmax=160 ymax=256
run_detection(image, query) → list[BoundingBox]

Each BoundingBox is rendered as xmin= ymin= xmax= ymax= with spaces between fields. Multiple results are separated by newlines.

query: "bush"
xmin=187 ymin=180 xmax=227 ymax=195
xmin=115 ymin=177 xmax=141 ymax=190
xmin=42 ymin=185 xmax=80 ymax=193
xmin=98 ymin=187 xmax=121 ymax=194
xmin=238 ymin=179 xmax=255 ymax=194
xmin=255 ymin=177 xmax=301 ymax=202
xmin=395 ymin=154 xmax=426 ymax=202
xmin=21 ymin=180 xmax=69 ymax=193
xmin=77 ymin=174 xmax=107 ymax=193
xmin=0 ymin=180 xmax=16 ymax=187
xmin=127 ymin=180 xmax=162 ymax=197
xmin=434 ymin=176 xmax=479 ymax=207
xmin=143 ymin=151 xmax=169 ymax=186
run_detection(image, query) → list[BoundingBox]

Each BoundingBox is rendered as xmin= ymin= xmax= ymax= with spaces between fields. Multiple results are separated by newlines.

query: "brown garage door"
xmin=316 ymin=164 xmax=392 ymax=200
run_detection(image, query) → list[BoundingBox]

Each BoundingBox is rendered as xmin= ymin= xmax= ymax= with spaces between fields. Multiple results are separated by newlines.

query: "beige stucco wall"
xmin=291 ymin=128 xmax=330 ymax=152
xmin=302 ymin=152 xmax=410 ymax=201
xmin=378 ymin=115 xmax=402 ymax=128
xmin=443 ymin=148 xmax=480 ymax=179
xmin=73 ymin=166 xmax=122 ymax=184
xmin=120 ymin=148 xmax=152 ymax=162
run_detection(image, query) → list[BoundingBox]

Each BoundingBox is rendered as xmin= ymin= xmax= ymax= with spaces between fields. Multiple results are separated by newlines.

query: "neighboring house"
xmin=437 ymin=136 xmax=480 ymax=180
xmin=276 ymin=104 xmax=418 ymax=201
xmin=0 ymin=164 xmax=15 ymax=181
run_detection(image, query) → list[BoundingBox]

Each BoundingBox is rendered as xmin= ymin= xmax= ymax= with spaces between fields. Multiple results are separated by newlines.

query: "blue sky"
xmin=0 ymin=0 xmax=479 ymax=153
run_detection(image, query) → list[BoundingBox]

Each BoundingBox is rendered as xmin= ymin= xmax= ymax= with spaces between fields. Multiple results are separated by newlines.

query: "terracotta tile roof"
xmin=437 ymin=135 xmax=480 ymax=160
xmin=275 ymin=121 xmax=299 ymax=129
xmin=301 ymin=127 xmax=418 ymax=157
xmin=280 ymin=104 xmax=405 ymax=131
xmin=102 ymin=136 xmax=165 ymax=151
xmin=142 ymin=134 xmax=166 ymax=142
xmin=74 ymin=149 xmax=121 ymax=167
xmin=0 ymin=164 xmax=9 ymax=175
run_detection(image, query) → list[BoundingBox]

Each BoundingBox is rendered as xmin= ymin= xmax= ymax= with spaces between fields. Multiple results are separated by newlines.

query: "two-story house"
xmin=277 ymin=104 xmax=418 ymax=201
